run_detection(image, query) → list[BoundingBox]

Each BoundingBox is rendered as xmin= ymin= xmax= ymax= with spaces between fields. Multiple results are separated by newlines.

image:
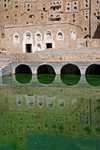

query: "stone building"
xmin=0 ymin=0 xmax=100 ymax=53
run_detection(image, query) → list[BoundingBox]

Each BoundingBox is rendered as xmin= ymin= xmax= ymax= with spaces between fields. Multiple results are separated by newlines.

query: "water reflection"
xmin=15 ymin=74 xmax=32 ymax=84
xmin=61 ymin=74 xmax=81 ymax=86
xmin=85 ymin=75 xmax=100 ymax=86
xmin=0 ymin=75 xmax=100 ymax=149
xmin=37 ymin=74 xmax=56 ymax=84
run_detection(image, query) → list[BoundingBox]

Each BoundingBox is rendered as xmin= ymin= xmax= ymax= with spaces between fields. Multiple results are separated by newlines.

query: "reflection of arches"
xmin=25 ymin=95 xmax=35 ymax=108
xmin=58 ymin=99 xmax=65 ymax=109
xmin=45 ymin=96 xmax=56 ymax=109
xmin=16 ymin=96 xmax=22 ymax=106
xmin=37 ymin=43 xmax=41 ymax=51
xmin=36 ymin=95 xmax=44 ymax=108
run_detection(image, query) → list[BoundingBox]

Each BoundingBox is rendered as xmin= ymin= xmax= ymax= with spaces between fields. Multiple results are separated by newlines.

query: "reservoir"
xmin=0 ymin=74 xmax=100 ymax=150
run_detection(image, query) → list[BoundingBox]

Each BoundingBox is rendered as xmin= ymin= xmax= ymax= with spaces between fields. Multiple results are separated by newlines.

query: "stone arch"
xmin=85 ymin=64 xmax=100 ymax=86
xmin=60 ymin=63 xmax=81 ymax=86
xmin=37 ymin=64 xmax=56 ymax=84
xmin=15 ymin=64 xmax=32 ymax=84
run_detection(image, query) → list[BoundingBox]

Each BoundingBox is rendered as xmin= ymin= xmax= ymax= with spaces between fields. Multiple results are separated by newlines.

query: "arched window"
xmin=13 ymin=34 xmax=19 ymax=43
xmin=37 ymin=43 xmax=41 ymax=51
xmin=46 ymin=31 xmax=52 ymax=39
xmin=70 ymin=30 xmax=76 ymax=40
xmin=15 ymin=35 xmax=18 ymax=41
xmin=36 ymin=33 xmax=41 ymax=41
xmin=50 ymin=14 xmax=53 ymax=17
xmin=57 ymin=31 xmax=64 ymax=40
xmin=25 ymin=32 xmax=31 ymax=40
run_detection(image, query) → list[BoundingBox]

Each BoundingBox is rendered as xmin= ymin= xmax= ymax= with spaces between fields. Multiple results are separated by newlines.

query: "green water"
xmin=0 ymin=74 xmax=100 ymax=150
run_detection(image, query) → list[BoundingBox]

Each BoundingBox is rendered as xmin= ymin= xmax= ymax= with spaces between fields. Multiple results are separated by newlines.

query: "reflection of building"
xmin=0 ymin=86 xmax=100 ymax=149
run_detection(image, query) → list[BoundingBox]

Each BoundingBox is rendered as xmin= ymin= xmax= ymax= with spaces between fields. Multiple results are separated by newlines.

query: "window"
xmin=31 ymin=4 xmax=33 ymax=8
xmin=97 ymin=16 xmax=100 ymax=19
xmin=36 ymin=33 xmax=41 ymax=41
xmin=27 ymin=4 xmax=30 ymax=9
xmin=1 ymin=33 xmax=5 ymax=38
xmin=37 ymin=44 xmax=41 ymax=51
xmin=13 ymin=34 xmax=19 ymax=43
xmin=73 ymin=14 xmax=75 ymax=18
xmin=67 ymin=7 xmax=70 ymax=11
xmin=15 ymin=5 xmax=18 ymax=8
xmin=4 ymin=4 xmax=6 ymax=7
xmin=46 ymin=31 xmax=52 ymax=39
xmin=25 ymin=32 xmax=31 ymax=39
xmin=57 ymin=32 xmax=63 ymax=40
xmin=85 ymin=0 xmax=89 ymax=7
xmin=50 ymin=14 xmax=53 ymax=17
xmin=74 ymin=7 xmax=77 ymax=11
xmin=71 ymin=30 xmax=76 ymax=40
xmin=43 ymin=7 xmax=45 ymax=11
xmin=24 ymin=4 xmax=26 ymax=8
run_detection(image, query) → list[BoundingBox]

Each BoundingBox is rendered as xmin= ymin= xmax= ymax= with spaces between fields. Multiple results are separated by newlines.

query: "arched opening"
xmin=46 ymin=31 xmax=52 ymax=39
xmin=85 ymin=64 xmax=100 ymax=86
xmin=24 ymin=32 xmax=32 ymax=53
xmin=58 ymin=32 xmax=63 ymax=40
xmin=15 ymin=64 xmax=32 ymax=84
xmin=60 ymin=64 xmax=81 ymax=86
xmin=37 ymin=43 xmax=41 ymax=51
xmin=37 ymin=64 xmax=56 ymax=84
xmin=36 ymin=33 xmax=41 ymax=41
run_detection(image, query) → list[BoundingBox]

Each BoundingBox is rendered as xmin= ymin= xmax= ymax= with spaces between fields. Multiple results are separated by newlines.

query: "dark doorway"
xmin=46 ymin=43 xmax=52 ymax=49
xmin=26 ymin=44 xmax=32 ymax=53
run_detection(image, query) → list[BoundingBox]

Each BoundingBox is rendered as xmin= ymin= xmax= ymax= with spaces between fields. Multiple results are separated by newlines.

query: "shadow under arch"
xmin=85 ymin=64 xmax=100 ymax=86
xmin=15 ymin=64 xmax=32 ymax=84
xmin=60 ymin=64 xmax=81 ymax=86
xmin=37 ymin=64 xmax=56 ymax=84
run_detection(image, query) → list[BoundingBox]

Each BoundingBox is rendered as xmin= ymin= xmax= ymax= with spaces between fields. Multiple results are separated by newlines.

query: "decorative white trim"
xmin=23 ymin=31 xmax=34 ymax=53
